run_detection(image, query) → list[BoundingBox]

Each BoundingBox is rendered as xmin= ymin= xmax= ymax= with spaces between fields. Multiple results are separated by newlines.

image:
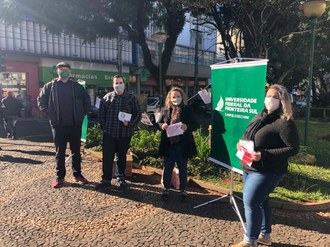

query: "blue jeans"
xmin=243 ymin=171 xmax=284 ymax=244
xmin=162 ymin=144 xmax=188 ymax=191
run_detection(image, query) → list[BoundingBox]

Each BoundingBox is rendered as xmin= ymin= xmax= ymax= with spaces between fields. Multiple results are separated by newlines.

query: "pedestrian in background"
xmin=37 ymin=62 xmax=91 ymax=188
xmin=233 ymin=84 xmax=299 ymax=247
xmin=1 ymin=90 xmax=22 ymax=139
xmin=96 ymin=75 xmax=142 ymax=190
xmin=158 ymin=87 xmax=198 ymax=201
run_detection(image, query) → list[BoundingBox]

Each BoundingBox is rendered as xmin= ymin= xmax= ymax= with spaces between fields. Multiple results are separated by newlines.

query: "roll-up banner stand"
xmin=209 ymin=58 xmax=268 ymax=174
xmin=78 ymin=80 xmax=88 ymax=142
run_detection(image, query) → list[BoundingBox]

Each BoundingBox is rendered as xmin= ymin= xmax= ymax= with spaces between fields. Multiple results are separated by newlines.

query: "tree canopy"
xmin=185 ymin=0 xmax=330 ymax=104
xmin=1 ymin=0 xmax=330 ymax=104
xmin=0 ymin=0 xmax=187 ymax=94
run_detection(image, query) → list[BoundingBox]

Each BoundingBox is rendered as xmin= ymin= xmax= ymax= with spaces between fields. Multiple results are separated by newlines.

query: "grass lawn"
xmin=206 ymin=119 xmax=330 ymax=203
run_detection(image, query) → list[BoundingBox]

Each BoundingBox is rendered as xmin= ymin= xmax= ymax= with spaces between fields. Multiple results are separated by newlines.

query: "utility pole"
xmin=117 ymin=29 xmax=123 ymax=75
xmin=193 ymin=18 xmax=200 ymax=94
xmin=0 ymin=51 xmax=6 ymax=72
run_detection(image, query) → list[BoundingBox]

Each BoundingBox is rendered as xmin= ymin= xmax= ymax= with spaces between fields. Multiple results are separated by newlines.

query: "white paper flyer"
xmin=118 ymin=111 xmax=132 ymax=122
xmin=166 ymin=122 xmax=184 ymax=137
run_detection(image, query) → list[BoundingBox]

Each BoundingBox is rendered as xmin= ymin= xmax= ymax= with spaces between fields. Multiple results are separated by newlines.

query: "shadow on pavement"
xmin=4 ymin=149 xmax=54 ymax=156
xmin=72 ymin=169 xmax=329 ymax=235
xmin=0 ymin=154 xmax=44 ymax=164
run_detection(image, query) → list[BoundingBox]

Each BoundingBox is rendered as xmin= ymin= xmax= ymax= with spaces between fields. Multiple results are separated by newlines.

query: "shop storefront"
xmin=39 ymin=65 xmax=129 ymax=106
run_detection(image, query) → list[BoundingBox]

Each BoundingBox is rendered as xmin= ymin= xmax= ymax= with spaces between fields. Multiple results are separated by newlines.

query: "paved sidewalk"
xmin=0 ymin=137 xmax=329 ymax=247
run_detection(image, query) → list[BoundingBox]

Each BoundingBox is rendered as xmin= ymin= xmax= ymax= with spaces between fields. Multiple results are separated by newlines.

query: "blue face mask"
xmin=114 ymin=83 xmax=125 ymax=93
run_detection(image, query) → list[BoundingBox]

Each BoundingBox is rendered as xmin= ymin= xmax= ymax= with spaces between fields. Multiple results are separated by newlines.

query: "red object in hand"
xmin=241 ymin=147 xmax=253 ymax=164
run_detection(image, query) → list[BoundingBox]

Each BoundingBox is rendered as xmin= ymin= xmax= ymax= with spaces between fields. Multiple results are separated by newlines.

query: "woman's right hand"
xmin=236 ymin=142 xmax=242 ymax=151
xmin=161 ymin=123 xmax=168 ymax=130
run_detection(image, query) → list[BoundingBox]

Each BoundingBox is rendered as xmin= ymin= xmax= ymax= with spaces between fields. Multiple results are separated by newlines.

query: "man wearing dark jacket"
xmin=1 ymin=90 xmax=22 ymax=139
xmin=96 ymin=75 xmax=142 ymax=190
xmin=37 ymin=62 xmax=91 ymax=188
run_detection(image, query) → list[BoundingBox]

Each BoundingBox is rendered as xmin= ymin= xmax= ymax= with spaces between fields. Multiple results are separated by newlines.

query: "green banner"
xmin=210 ymin=59 xmax=268 ymax=174
xmin=78 ymin=80 xmax=88 ymax=142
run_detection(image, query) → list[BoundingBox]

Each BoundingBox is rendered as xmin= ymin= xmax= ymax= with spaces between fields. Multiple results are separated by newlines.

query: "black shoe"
xmin=7 ymin=133 xmax=12 ymax=138
xmin=162 ymin=188 xmax=169 ymax=201
xmin=180 ymin=190 xmax=187 ymax=202
xmin=117 ymin=179 xmax=127 ymax=189
xmin=95 ymin=181 xmax=111 ymax=191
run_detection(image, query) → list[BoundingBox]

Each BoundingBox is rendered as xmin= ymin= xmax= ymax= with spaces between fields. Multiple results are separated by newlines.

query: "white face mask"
xmin=264 ymin=97 xmax=280 ymax=112
xmin=171 ymin=97 xmax=182 ymax=106
xmin=114 ymin=83 xmax=125 ymax=94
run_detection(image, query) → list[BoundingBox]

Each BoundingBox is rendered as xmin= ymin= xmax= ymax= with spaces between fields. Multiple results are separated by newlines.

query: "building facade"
xmin=0 ymin=16 xmax=218 ymax=115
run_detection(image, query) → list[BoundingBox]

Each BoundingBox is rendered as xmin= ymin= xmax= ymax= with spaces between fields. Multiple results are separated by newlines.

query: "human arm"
xmin=82 ymin=88 xmax=91 ymax=116
xmin=98 ymin=97 xmax=106 ymax=130
xmin=37 ymin=83 xmax=51 ymax=114
xmin=128 ymin=95 xmax=142 ymax=127
xmin=259 ymin=120 xmax=300 ymax=161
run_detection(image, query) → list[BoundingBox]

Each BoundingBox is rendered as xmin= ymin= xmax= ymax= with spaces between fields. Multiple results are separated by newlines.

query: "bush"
xmin=188 ymin=129 xmax=219 ymax=177
xmin=85 ymin=125 xmax=219 ymax=178
xmin=86 ymin=123 xmax=102 ymax=151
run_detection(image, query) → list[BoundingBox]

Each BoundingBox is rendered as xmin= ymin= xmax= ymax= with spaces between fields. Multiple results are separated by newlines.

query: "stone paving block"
xmin=0 ymin=138 xmax=329 ymax=247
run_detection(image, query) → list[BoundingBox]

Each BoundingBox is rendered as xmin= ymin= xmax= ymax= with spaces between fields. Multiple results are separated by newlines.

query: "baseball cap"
xmin=56 ymin=62 xmax=71 ymax=69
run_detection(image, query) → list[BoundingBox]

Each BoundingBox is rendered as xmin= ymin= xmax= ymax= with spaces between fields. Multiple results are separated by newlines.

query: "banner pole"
xmin=193 ymin=169 xmax=246 ymax=232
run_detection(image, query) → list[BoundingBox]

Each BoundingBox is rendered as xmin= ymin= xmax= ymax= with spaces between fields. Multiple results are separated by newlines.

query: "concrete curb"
xmin=190 ymin=177 xmax=330 ymax=211
xmin=270 ymin=199 xmax=330 ymax=211
xmin=83 ymin=151 xmax=330 ymax=212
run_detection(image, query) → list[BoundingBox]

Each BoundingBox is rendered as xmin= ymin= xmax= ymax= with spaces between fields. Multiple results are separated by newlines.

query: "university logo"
xmin=215 ymin=96 xmax=224 ymax=111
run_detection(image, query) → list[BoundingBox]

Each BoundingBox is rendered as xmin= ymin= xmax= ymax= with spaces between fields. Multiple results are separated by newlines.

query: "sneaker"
xmin=257 ymin=235 xmax=272 ymax=246
xmin=52 ymin=179 xmax=64 ymax=188
xmin=74 ymin=175 xmax=89 ymax=184
xmin=117 ymin=179 xmax=127 ymax=189
xmin=232 ymin=241 xmax=257 ymax=247
xmin=6 ymin=133 xmax=12 ymax=138
xmin=180 ymin=190 xmax=188 ymax=202
xmin=162 ymin=188 xmax=169 ymax=201
xmin=95 ymin=181 xmax=111 ymax=191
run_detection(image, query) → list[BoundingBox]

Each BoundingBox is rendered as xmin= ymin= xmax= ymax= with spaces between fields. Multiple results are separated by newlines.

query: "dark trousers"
xmin=4 ymin=116 xmax=18 ymax=137
xmin=51 ymin=126 xmax=82 ymax=179
xmin=162 ymin=143 xmax=188 ymax=191
xmin=102 ymin=133 xmax=131 ymax=182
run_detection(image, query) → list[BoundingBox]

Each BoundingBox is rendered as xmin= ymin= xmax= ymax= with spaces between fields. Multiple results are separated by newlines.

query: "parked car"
xmin=295 ymin=99 xmax=307 ymax=108
xmin=147 ymin=96 xmax=161 ymax=113
xmin=147 ymin=96 xmax=161 ymax=124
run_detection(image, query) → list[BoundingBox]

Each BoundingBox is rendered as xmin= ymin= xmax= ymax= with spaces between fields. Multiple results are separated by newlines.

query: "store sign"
xmin=40 ymin=67 xmax=129 ymax=86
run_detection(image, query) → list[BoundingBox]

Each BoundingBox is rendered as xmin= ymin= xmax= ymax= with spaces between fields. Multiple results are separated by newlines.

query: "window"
xmin=0 ymin=72 xmax=27 ymax=97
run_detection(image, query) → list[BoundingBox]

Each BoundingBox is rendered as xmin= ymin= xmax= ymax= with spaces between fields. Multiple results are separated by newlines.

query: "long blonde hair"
xmin=267 ymin=84 xmax=293 ymax=120
xmin=164 ymin=87 xmax=187 ymax=108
